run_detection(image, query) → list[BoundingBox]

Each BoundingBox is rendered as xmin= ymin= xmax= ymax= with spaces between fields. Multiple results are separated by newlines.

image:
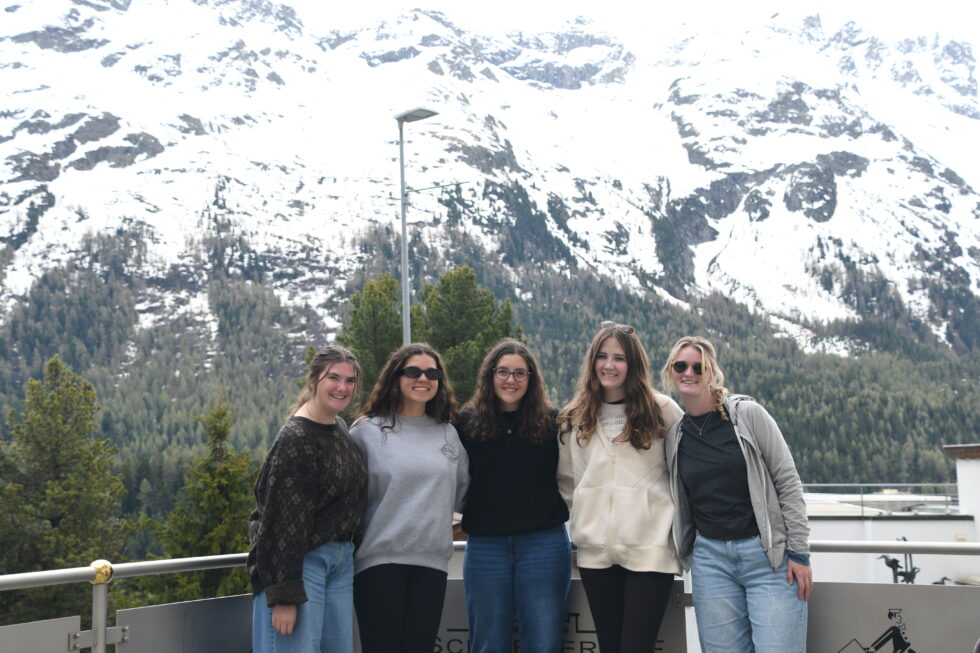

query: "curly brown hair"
xmin=461 ymin=339 xmax=555 ymax=445
xmin=358 ymin=343 xmax=458 ymax=429
xmin=558 ymin=323 xmax=669 ymax=450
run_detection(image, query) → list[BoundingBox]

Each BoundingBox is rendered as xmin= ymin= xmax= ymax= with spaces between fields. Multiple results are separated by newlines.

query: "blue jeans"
xmin=692 ymin=534 xmax=807 ymax=653
xmin=253 ymin=540 xmax=355 ymax=653
xmin=464 ymin=525 xmax=572 ymax=653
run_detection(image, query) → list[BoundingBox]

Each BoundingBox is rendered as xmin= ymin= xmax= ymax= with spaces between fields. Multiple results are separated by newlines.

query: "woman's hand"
xmin=786 ymin=559 xmax=813 ymax=601
xmin=271 ymin=604 xmax=297 ymax=635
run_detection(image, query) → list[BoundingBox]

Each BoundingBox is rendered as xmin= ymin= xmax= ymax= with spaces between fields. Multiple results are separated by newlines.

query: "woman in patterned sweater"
xmin=248 ymin=346 xmax=367 ymax=653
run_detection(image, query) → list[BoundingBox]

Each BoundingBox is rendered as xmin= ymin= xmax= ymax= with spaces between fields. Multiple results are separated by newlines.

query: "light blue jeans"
xmin=692 ymin=534 xmax=807 ymax=653
xmin=464 ymin=525 xmax=572 ymax=653
xmin=252 ymin=540 xmax=355 ymax=653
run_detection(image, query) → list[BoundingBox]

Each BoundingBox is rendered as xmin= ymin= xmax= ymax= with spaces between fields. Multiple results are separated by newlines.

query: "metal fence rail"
xmin=1 ymin=541 xmax=978 ymax=653
xmin=802 ymin=482 xmax=959 ymax=516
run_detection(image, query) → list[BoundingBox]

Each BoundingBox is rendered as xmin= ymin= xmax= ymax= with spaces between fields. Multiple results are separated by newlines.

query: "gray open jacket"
xmin=666 ymin=394 xmax=810 ymax=570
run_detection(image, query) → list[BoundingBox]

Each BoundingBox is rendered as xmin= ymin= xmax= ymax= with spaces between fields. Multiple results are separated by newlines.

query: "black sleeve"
xmin=252 ymin=428 xmax=317 ymax=606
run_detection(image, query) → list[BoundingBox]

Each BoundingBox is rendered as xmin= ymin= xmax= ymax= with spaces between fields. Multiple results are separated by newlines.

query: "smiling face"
xmin=493 ymin=353 xmax=529 ymax=411
xmin=671 ymin=345 xmax=710 ymax=405
xmin=594 ymin=336 xmax=628 ymax=402
xmin=397 ymin=353 xmax=439 ymax=415
xmin=313 ymin=361 xmax=356 ymax=419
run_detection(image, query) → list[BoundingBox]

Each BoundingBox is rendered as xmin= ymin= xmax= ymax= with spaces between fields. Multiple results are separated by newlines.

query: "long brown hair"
xmin=558 ymin=323 xmax=668 ymax=450
xmin=289 ymin=345 xmax=361 ymax=418
xmin=660 ymin=336 xmax=730 ymax=420
xmin=358 ymin=343 xmax=458 ymax=430
xmin=462 ymin=339 xmax=554 ymax=445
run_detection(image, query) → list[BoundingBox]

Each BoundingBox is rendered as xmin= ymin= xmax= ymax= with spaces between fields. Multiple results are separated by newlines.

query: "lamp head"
xmin=395 ymin=107 xmax=438 ymax=123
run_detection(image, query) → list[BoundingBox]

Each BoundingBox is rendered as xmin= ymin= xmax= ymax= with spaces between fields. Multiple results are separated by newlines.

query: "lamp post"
xmin=395 ymin=107 xmax=438 ymax=345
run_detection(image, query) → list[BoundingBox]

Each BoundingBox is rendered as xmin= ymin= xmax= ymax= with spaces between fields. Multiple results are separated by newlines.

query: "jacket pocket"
xmin=609 ymin=487 xmax=674 ymax=548
xmin=569 ymin=486 xmax=610 ymax=547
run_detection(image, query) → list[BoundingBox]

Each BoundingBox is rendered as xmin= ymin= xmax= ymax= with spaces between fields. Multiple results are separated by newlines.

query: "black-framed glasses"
xmin=672 ymin=361 xmax=703 ymax=375
xmin=399 ymin=366 xmax=443 ymax=380
xmin=493 ymin=367 xmax=530 ymax=382
xmin=600 ymin=320 xmax=635 ymax=335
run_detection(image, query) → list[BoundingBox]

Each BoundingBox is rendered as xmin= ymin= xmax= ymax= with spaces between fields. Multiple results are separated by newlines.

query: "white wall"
xmin=808 ymin=516 xmax=977 ymax=584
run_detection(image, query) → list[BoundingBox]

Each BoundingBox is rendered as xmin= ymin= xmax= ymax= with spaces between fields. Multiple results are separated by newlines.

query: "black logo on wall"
xmin=837 ymin=609 xmax=917 ymax=653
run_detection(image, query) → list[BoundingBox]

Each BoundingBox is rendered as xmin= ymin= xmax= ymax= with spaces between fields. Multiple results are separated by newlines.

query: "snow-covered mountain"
xmin=1 ymin=0 xmax=977 ymax=351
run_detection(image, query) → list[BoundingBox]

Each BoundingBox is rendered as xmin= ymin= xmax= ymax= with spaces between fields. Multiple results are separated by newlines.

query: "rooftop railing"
xmin=2 ymin=540 xmax=979 ymax=653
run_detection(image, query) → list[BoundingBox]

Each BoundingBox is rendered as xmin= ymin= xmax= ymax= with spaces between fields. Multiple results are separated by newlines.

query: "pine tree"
xmin=337 ymin=272 xmax=403 ymax=391
xmin=412 ymin=265 xmax=520 ymax=402
xmin=145 ymin=394 xmax=254 ymax=602
xmin=0 ymin=356 xmax=129 ymax=625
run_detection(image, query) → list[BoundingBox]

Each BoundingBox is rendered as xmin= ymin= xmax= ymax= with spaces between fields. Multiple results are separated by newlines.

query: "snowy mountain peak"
xmin=1 ymin=2 xmax=978 ymax=352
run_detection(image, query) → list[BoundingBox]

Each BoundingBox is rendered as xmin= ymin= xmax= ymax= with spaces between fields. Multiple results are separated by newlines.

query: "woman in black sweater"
xmin=458 ymin=339 xmax=571 ymax=653
xmin=248 ymin=346 xmax=367 ymax=653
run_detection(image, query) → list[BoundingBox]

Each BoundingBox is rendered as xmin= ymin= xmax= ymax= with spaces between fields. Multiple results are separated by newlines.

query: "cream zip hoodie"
xmin=557 ymin=394 xmax=683 ymax=572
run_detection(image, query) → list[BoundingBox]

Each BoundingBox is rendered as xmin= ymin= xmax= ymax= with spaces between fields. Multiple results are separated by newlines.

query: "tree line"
xmin=1 ymin=229 xmax=978 ymax=625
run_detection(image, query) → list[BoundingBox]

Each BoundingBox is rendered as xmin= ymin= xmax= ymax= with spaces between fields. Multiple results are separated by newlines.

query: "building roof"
xmin=943 ymin=444 xmax=980 ymax=460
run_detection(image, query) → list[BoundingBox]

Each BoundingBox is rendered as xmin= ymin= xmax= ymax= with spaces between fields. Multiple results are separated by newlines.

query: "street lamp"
xmin=395 ymin=107 xmax=438 ymax=345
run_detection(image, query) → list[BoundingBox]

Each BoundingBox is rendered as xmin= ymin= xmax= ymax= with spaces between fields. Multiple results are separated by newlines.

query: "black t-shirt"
xmin=457 ymin=408 xmax=569 ymax=536
xmin=677 ymin=410 xmax=758 ymax=541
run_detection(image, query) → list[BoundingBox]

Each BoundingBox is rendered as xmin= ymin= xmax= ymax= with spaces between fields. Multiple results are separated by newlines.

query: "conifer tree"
xmin=0 ymin=356 xmax=128 ymax=625
xmin=148 ymin=393 xmax=254 ymax=602
xmin=337 ymin=272 xmax=403 ymax=392
xmin=411 ymin=265 xmax=520 ymax=402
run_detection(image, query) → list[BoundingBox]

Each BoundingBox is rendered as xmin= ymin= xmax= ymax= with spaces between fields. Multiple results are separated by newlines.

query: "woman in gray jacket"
xmin=661 ymin=336 xmax=811 ymax=653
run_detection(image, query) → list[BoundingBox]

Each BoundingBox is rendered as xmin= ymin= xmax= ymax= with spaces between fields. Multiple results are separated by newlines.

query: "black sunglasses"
xmin=399 ymin=366 xmax=443 ymax=380
xmin=672 ymin=361 xmax=703 ymax=375
xmin=600 ymin=320 xmax=636 ymax=335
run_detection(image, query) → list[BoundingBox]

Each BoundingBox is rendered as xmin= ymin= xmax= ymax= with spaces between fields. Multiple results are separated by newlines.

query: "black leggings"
xmin=354 ymin=563 xmax=448 ymax=653
xmin=579 ymin=565 xmax=675 ymax=653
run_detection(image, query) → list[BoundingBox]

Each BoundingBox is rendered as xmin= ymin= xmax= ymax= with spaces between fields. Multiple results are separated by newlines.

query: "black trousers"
xmin=579 ymin=565 xmax=675 ymax=653
xmin=353 ymin=563 xmax=448 ymax=653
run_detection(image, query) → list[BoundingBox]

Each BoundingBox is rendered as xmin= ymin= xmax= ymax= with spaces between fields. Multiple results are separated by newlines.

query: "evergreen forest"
xmin=1 ymin=220 xmax=978 ymax=624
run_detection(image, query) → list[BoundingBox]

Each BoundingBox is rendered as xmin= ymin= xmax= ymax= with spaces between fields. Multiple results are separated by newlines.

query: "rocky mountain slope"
xmin=1 ymin=0 xmax=977 ymax=353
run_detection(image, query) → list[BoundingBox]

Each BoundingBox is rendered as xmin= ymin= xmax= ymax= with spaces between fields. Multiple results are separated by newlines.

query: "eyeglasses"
xmin=672 ymin=361 xmax=703 ymax=375
xmin=399 ymin=366 xmax=443 ymax=380
xmin=600 ymin=320 xmax=635 ymax=335
xmin=493 ymin=367 xmax=530 ymax=382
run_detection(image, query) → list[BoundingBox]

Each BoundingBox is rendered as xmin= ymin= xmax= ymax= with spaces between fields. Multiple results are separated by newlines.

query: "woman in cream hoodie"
xmin=557 ymin=321 xmax=683 ymax=653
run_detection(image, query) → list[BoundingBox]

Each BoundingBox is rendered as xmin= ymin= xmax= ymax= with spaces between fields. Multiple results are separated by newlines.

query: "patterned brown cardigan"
xmin=247 ymin=416 xmax=367 ymax=605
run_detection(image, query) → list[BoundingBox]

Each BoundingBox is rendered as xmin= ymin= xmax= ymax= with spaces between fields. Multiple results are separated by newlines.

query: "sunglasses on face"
xmin=672 ymin=361 xmax=703 ymax=375
xmin=493 ymin=367 xmax=530 ymax=382
xmin=399 ymin=366 xmax=443 ymax=380
xmin=600 ymin=320 xmax=636 ymax=335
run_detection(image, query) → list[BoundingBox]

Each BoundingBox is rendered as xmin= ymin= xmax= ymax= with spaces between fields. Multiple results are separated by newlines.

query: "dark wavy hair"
xmin=462 ymin=339 xmax=554 ymax=445
xmin=358 ymin=343 xmax=458 ymax=429
xmin=558 ymin=323 xmax=668 ymax=450
xmin=289 ymin=345 xmax=361 ymax=418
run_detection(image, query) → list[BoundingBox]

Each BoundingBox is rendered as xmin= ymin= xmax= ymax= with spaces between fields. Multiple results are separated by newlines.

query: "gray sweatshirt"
xmin=349 ymin=414 xmax=469 ymax=574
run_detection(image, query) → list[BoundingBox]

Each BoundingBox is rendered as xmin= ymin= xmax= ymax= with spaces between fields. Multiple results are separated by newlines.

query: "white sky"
xmin=301 ymin=0 xmax=980 ymax=46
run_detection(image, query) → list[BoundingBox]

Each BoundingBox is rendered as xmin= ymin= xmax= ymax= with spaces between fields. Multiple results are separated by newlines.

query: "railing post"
xmin=90 ymin=560 xmax=113 ymax=653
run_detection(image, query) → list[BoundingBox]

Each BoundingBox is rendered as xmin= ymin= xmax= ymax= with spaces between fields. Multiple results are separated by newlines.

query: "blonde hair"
xmin=660 ymin=336 xmax=729 ymax=420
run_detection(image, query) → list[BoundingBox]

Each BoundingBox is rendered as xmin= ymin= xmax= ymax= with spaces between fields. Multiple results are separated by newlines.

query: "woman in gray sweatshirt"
xmin=349 ymin=343 xmax=469 ymax=653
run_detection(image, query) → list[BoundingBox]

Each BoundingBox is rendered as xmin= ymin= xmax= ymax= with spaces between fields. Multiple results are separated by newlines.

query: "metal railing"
xmin=803 ymin=482 xmax=959 ymax=516
xmin=2 ymin=541 xmax=979 ymax=652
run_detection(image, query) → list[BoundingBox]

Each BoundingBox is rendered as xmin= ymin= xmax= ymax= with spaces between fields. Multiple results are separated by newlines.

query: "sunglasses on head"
xmin=399 ymin=366 xmax=443 ymax=380
xmin=600 ymin=320 xmax=636 ymax=335
xmin=672 ymin=361 xmax=703 ymax=375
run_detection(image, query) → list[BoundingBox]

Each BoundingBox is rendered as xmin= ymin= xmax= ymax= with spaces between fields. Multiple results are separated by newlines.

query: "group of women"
xmin=247 ymin=323 xmax=812 ymax=653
